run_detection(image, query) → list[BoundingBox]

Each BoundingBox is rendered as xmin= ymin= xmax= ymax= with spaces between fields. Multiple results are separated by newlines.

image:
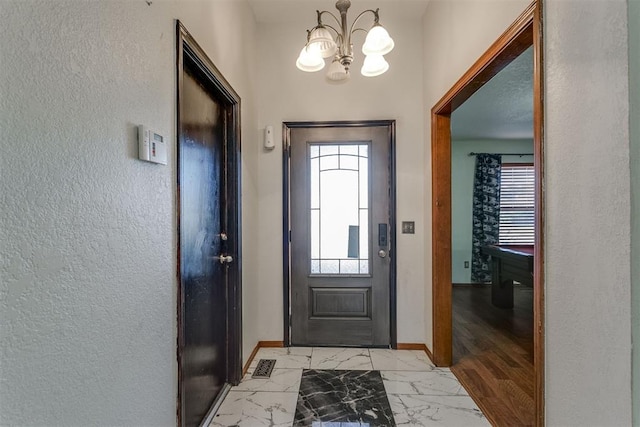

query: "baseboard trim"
xmin=242 ymin=345 xmax=260 ymax=376
xmin=242 ymin=341 xmax=285 ymax=376
xmin=244 ymin=341 xmax=435 ymax=375
xmin=258 ymin=340 xmax=285 ymax=348
xmin=397 ymin=343 xmax=434 ymax=364
xmin=452 ymin=282 xmax=490 ymax=287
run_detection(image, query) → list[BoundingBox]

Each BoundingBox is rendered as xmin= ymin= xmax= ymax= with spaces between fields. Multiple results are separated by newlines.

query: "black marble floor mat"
xmin=293 ymin=369 xmax=396 ymax=427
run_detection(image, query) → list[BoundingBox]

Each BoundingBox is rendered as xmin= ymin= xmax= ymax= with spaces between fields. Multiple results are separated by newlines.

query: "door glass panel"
xmin=310 ymin=143 xmax=370 ymax=275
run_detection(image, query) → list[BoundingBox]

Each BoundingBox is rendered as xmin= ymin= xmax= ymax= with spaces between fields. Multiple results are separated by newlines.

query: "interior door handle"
xmin=218 ymin=254 xmax=233 ymax=264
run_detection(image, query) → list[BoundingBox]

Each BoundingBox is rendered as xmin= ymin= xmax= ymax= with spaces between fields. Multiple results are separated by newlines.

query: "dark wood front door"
xmin=177 ymin=23 xmax=241 ymax=427
xmin=286 ymin=122 xmax=396 ymax=347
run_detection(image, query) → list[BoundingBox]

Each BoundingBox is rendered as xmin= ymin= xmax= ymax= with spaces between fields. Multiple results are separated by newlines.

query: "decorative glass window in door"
xmin=310 ymin=143 xmax=370 ymax=275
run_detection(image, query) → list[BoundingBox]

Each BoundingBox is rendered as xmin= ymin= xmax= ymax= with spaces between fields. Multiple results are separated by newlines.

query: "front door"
xmin=287 ymin=122 xmax=396 ymax=347
xmin=177 ymin=23 xmax=241 ymax=427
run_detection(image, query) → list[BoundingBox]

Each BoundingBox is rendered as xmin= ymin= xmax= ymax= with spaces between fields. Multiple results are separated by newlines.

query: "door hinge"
xmin=289 ymin=230 xmax=292 ymax=241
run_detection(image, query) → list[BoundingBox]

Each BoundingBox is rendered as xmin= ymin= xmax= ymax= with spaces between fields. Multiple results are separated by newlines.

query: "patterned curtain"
xmin=471 ymin=154 xmax=502 ymax=283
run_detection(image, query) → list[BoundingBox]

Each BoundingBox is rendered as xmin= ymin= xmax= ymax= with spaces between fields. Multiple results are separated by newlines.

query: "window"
xmin=499 ymin=164 xmax=534 ymax=245
xmin=309 ymin=143 xmax=370 ymax=275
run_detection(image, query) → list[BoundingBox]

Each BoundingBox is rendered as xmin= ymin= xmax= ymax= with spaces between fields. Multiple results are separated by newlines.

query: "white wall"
xmin=451 ymin=140 xmax=533 ymax=283
xmin=256 ymin=11 xmax=426 ymax=343
xmin=544 ymin=0 xmax=631 ymax=424
xmin=421 ymin=0 xmax=531 ymax=350
xmin=629 ymin=0 xmax=639 ymax=424
xmin=0 ymin=1 xmax=260 ymax=425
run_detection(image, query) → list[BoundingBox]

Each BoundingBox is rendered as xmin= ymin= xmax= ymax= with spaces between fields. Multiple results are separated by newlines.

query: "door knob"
xmin=218 ymin=254 xmax=233 ymax=264
xmin=378 ymin=249 xmax=387 ymax=258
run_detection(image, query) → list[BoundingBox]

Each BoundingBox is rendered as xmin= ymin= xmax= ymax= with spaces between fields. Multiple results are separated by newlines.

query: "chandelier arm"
xmin=347 ymin=9 xmax=378 ymax=42
xmin=321 ymin=23 xmax=341 ymax=38
xmin=317 ymin=10 xmax=342 ymax=29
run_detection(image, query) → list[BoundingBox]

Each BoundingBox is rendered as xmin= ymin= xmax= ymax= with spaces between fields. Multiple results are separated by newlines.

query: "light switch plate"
xmin=402 ymin=221 xmax=415 ymax=234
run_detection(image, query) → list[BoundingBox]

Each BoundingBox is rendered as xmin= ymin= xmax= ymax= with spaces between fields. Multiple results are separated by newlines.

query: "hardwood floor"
xmin=451 ymin=284 xmax=534 ymax=426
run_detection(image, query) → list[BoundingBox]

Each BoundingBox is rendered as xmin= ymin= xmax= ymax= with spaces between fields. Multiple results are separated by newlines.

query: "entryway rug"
xmin=293 ymin=369 xmax=396 ymax=426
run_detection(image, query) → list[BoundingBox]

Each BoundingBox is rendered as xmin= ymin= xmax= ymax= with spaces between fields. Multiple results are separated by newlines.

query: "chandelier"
xmin=295 ymin=0 xmax=395 ymax=83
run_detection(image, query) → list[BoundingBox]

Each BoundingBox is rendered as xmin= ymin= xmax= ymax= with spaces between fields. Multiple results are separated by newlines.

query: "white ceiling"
xmin=247 ymin=0 xmax=430 ymax=23
xmin=248 ymin=0 xmax=533 ymax=141
xmin=452 ymin=46 xmax=534 ymax=140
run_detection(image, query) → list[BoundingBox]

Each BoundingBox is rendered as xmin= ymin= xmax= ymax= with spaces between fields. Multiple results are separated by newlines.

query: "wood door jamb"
xmin=429 ymin=1 xmax=544 ymax=425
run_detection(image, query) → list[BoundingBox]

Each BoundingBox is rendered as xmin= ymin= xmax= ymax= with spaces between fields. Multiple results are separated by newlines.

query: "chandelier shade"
xmin=361 ymin=54 xmax=389 ymax=77
xmin=326 ymin=57 xmax=351 ymax=83
xmin=362 ymin=25 xmax=395 ymax=56
xmin=308 ymin=26 xmax=338 ymax=58
xmin=295 ymin=0 xmax=394 ymax=81
xmin=296 ymin=45 xmax=325 ymax=72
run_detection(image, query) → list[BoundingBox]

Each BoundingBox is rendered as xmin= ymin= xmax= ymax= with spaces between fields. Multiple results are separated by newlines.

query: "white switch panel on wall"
xmin=138 ymin=125 xmax=167 ymax=165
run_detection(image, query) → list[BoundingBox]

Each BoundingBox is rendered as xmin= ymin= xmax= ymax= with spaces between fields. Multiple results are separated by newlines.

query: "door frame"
xmin=430 ymin=1 xmax=544 ymax=425
xmin=176 ymin=21 xmax=243 ymax=426
xmin=282 ymin=120 xmax=397 ymax=348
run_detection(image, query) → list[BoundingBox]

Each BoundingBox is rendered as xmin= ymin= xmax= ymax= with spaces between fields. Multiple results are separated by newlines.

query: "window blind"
xmin=499 ymin=164 xmax=535 ymax=245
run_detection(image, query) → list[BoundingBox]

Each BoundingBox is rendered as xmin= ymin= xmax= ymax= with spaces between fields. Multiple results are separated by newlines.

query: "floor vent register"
xmin=251 ymin=359 xmax=276 ymax=379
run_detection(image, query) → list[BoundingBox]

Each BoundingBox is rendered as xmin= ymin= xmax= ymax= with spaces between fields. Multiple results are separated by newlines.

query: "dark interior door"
xmin=288 ymin=124 xmax=395 ymax=347
xmin=179 ymin=64 xmax=229 ymax=427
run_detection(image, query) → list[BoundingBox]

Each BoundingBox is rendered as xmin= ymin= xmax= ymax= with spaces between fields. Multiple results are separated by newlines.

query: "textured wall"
xmin=255 ymin=10 xmax=427 ymax=343
xmin=629 ymin=0 xmax=640 ymax=424
xmin=0 ymin=1 xmax=259 ymax=425
xmin=421 ymin=0 xmax=532 ymax=349
xmin=545 ymin=0 xmax=632 ymax=424
xmin=450 ymin=139 xmax=534 ymax=283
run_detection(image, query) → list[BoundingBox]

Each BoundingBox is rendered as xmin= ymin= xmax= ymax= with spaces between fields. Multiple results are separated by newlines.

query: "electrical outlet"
xmin=464 ymin=261 xmax=469 ymax=268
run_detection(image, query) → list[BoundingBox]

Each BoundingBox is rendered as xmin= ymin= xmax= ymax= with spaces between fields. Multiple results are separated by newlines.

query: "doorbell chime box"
xmin=138 ymin=125 xmax=167 ymax=165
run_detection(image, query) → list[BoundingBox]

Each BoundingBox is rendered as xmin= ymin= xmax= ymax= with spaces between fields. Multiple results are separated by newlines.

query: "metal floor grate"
xmin=251 ymin=359 xmax=276 ymax=379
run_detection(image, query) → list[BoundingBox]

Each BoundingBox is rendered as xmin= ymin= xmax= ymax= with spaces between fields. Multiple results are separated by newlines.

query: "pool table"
xmin=481 ymin=245 xmax=534 ymax=309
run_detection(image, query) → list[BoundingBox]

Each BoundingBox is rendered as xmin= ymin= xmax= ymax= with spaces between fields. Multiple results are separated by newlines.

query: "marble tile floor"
xmin=209 ymin=347 xmax=489 ymax=427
